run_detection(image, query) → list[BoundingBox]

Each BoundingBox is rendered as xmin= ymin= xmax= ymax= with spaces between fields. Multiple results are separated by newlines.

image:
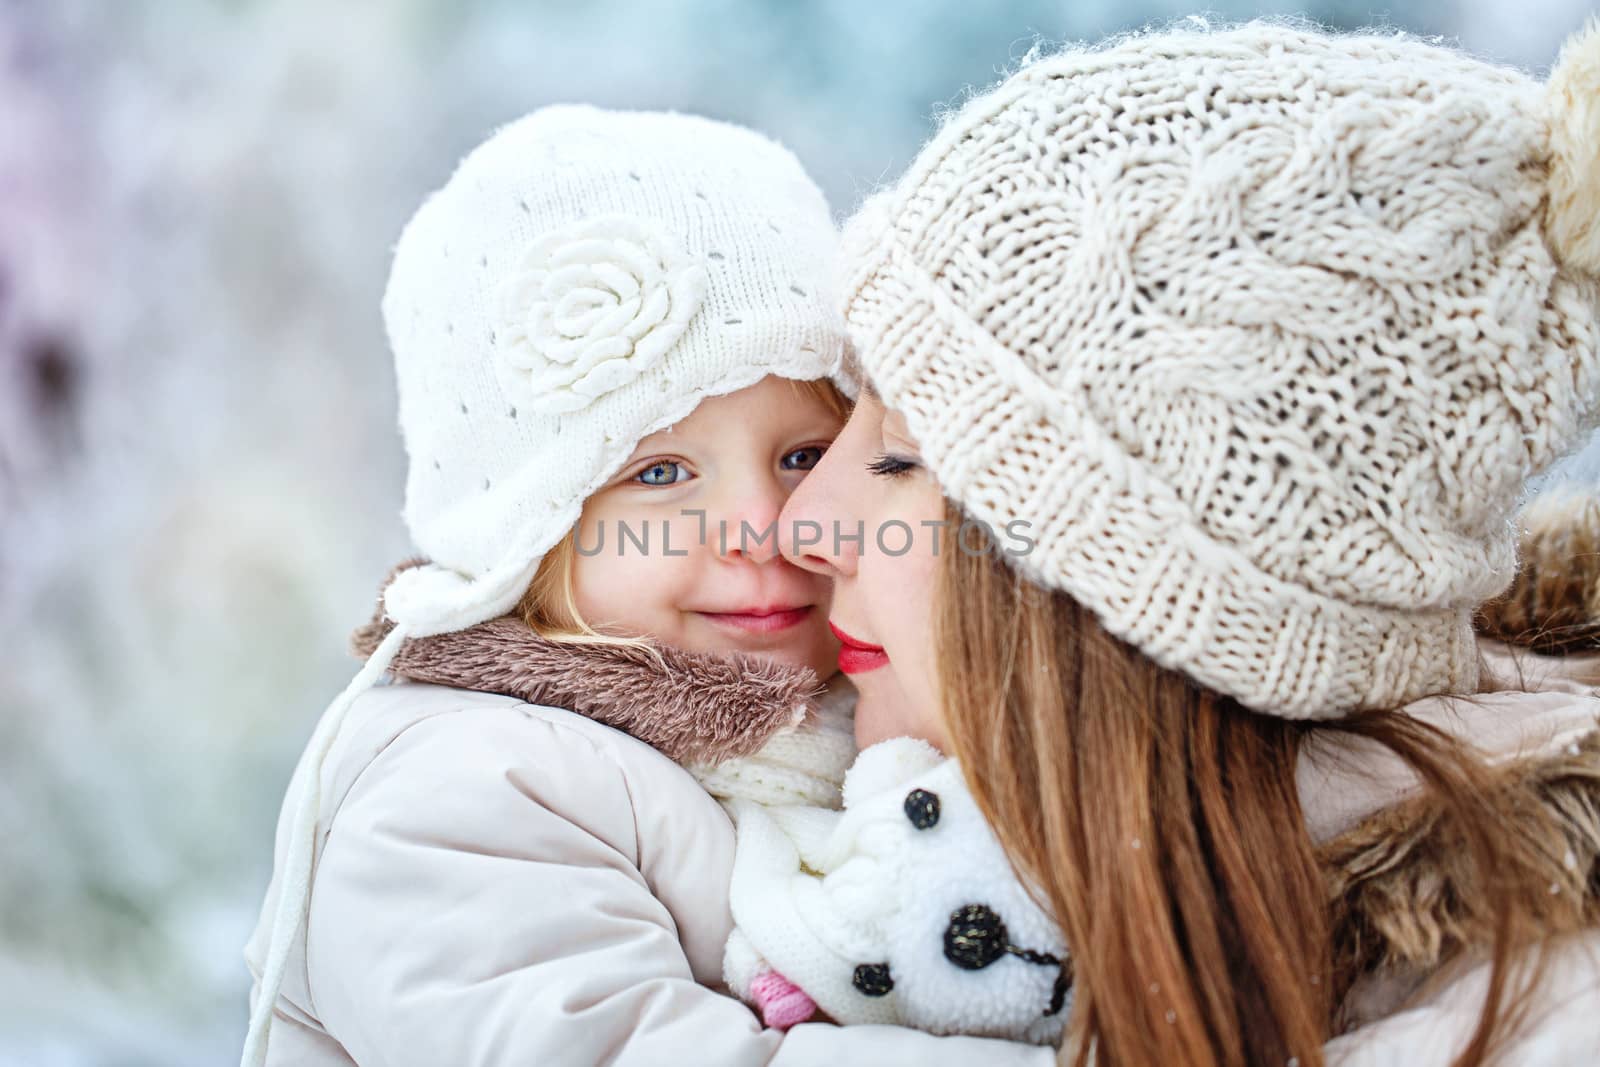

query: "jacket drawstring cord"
xmin=239 ymin=622 xmax=411 ymax=1067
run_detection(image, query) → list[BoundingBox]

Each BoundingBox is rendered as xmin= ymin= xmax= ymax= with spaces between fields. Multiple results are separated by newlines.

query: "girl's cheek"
xmin=574 ymin=547 xmax=673 ymax=632
xmin=663 ymin=509 xmax=713 ymax=559
xmin=570 ymin=550 xmax=616 ymax=626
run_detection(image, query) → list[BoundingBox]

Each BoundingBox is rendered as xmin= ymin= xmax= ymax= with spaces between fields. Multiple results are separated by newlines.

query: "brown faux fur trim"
xmin=1476 ymin=492 xmax=1600 ymax=653
xmin=1343 ymin=489 xmax=1600 ymax=981
xmin=349 ymin=559 xmax=822 ymax=765
xmin=1321 ymin=724 xmax=1600 ymax=992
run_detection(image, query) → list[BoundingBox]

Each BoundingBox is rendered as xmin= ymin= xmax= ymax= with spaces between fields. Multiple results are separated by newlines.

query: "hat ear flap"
xmin=1546 ymin=16 xmax=1600 ymax=275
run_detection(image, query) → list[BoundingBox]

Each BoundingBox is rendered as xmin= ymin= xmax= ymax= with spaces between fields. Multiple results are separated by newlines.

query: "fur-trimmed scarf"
xmin=349 ymin=559 xmax=822 ymax=766
xmin=1477 ymin=492 xmax=1600 ymax=653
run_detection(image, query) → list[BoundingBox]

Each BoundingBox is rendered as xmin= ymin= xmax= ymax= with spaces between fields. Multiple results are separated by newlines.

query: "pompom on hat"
xmin=840 ymin=20 xmax=1600 ymax=721
xmin=1547 ymin=19 xmax=1600 ymax=275
xmin=241 ymin=106 xmax=842 ymax=1065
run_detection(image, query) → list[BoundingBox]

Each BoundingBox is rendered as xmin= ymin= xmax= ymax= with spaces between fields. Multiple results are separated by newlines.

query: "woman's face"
xmin=779 ymin=388 xmax=949 ymax=749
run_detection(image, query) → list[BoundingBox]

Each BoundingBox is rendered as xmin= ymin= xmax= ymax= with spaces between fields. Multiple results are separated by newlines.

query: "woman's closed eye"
xmin=634 ymin=459 xmax=694 ymax=486
xmin=867 ymin=453 xmax=920 ymax=478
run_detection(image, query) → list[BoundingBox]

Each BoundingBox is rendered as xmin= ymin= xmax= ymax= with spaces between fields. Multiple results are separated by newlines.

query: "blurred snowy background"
xmin=2 ymin=1 xmax=1598 ymax=1063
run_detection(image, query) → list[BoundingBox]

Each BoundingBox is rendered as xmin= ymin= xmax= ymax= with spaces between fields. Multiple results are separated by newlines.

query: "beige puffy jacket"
xmin=245 ymin=652 xmax=1600 ymax=1067
xmin=243 ymin=679 xmax=1058 ymax=1066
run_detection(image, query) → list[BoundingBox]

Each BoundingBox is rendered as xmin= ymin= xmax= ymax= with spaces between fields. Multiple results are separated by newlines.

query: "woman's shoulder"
xmin=1298 ymin=674 xmax=1600 ymax=846
xmin=1308 ymin=673 xmax=1600 ymax=1063
xmin=1326 ymin=928 xmax=1600 ymax=1065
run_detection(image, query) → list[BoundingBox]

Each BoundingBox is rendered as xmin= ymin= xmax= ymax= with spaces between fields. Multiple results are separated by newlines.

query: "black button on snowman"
xmin=903 ymin=787 xmax=940 ymax=829
xmin=849 ymin=786 xmax=1073 ymax=1017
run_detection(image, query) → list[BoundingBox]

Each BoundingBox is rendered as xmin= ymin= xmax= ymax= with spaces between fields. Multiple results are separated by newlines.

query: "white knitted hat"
xmin=384 ymin=104 xmax=841 ymax=635
xmin=840 ymin=22 xmax=1600 ymax=720
xmin=242 ymin=105 xmax=842 ymax=1065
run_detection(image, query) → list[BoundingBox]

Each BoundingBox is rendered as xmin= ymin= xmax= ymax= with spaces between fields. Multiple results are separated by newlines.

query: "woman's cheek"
xmin=864 ymin=535 xmax=944 ymax=724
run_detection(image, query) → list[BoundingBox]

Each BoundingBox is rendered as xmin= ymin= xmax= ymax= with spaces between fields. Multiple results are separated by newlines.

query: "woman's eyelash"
xmin=867 ymin=454 xmax=919 ymax=478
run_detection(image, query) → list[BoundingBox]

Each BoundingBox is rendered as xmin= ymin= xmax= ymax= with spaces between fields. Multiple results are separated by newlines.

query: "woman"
xmin=781 ymin=21 xmax=1600 ymax=1067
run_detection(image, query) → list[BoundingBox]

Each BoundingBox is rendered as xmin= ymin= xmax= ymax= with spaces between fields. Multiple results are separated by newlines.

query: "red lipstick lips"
xmin=829 ymin=621 xmax=889 ymax=674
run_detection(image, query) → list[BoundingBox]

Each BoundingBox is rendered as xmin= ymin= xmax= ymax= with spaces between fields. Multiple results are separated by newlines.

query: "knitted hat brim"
xmin=842 ymin=230 xmax=1479 ymax=719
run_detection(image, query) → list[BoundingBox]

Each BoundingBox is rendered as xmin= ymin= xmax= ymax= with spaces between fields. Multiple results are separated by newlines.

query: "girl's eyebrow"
xmin=631 ymin=425 xmax=691 ymax=451
xmin=613 ymin=437 xmax=678 ymax=470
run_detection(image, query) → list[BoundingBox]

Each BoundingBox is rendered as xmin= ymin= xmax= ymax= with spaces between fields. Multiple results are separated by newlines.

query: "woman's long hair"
xmin=936 ymin=500 xmax=1573 ymax=1067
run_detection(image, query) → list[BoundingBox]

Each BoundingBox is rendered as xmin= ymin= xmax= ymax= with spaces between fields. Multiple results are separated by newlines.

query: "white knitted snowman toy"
xmin=724 ymin=739 xmax=1071 ymax=1045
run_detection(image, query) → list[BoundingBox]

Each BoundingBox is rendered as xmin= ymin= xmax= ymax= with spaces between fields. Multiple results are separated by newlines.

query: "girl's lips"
xmin=698 ymin=605 xmax=813 ymax=634
xmin=829 ymin=621 xmax=889 ymax=674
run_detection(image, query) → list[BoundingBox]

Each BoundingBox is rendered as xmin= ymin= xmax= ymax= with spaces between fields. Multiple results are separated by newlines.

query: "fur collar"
xmin=1327 ymin=491 xmax=1600 ymax=992
xmin=1476 ymin=492 xmax=1600 ymax=654
xmin=1320 ymin=722 xmax=1600 ymax=999
xmin=349 ymin=559 xmax=821 ymax=765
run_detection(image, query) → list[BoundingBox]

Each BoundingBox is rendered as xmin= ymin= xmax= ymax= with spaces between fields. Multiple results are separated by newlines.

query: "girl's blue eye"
xmin=782 ymin=446 xmax=826 ymax=471
xmin=636 ymin=460 xmax=689 ymax=486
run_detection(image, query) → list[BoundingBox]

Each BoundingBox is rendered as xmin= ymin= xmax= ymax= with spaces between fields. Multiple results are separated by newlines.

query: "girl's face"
xmin=778 ymin=388 xmax=947 ymax=750
xmin=572 ymin=375 xmax=843 ymax=679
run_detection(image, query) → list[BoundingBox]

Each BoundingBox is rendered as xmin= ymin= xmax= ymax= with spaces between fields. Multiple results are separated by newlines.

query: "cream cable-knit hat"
xmin=242 ymin=106 xmax=842 ymax=1065
xmin=840 ymin=21 xmax=1600 ymax=720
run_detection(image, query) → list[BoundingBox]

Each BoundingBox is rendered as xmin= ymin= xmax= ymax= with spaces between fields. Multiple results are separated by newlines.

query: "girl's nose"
xmin=714 ymin=474 xmax=788 ymax=565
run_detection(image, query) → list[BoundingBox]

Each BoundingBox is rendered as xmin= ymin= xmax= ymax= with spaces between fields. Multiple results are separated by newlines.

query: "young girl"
xmin=241 ymin=105 xmax=1052 ymax=1067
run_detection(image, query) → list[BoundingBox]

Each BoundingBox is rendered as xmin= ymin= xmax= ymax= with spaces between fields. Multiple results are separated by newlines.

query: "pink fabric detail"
xmin=749 ymin=970 xmax=817 ymax=1030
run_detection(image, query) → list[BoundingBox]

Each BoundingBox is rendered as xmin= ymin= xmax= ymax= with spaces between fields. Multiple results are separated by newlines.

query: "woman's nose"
xmin=779 ymin=438 xmax=859 ymax=578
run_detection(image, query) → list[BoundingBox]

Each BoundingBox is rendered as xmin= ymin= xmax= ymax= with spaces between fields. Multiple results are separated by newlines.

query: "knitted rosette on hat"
xmin=839 ymin=23 xmax=1600 ymax=719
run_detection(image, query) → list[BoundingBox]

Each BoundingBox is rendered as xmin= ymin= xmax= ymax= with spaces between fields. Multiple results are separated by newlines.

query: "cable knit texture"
xmin=839 ymin=24 xmax=1600 ymax=719
xmin=689 ymin=676 xmax=857 ymax=809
